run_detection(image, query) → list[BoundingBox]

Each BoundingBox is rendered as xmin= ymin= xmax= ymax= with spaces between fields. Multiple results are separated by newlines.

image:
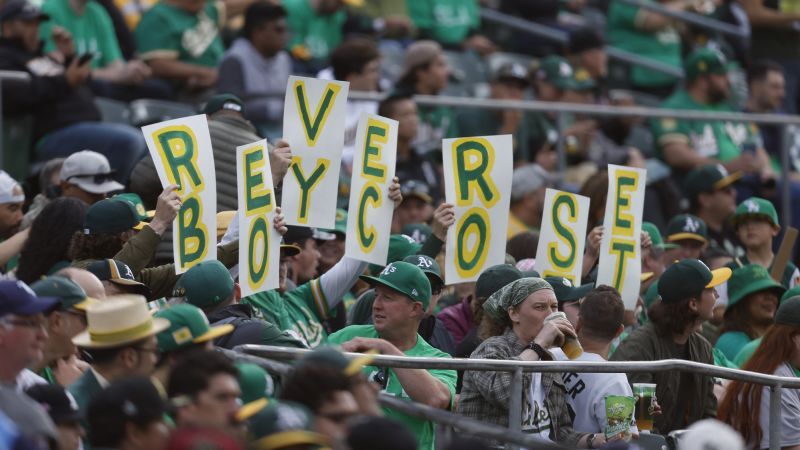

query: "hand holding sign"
xmin=149 ymin=185 xmax=181 ymax=235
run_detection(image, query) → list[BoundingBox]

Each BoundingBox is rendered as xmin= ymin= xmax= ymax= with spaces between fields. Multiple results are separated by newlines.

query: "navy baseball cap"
xmin=0 ymin=280 xmax=59 ymax=317
xmin=0 ymin=0 xmax=49 ymax=22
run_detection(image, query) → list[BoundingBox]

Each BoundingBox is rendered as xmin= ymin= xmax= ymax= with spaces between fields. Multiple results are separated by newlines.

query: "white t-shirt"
xmin=759 ymin=363 xmax=800 ymax=450
xmin=523 ymin=372 xmax=553 ymax=442
xmin=551 ymin=349 xmax=637 ymax=434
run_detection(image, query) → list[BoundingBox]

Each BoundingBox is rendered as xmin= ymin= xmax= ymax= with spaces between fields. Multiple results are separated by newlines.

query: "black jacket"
xmin=0 ymin=38 xmax=100 ymax=141
xmin=207 ymin=303 xmax=307 ymax=349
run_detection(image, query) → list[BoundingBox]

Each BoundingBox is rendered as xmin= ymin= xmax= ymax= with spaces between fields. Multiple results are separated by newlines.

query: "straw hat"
xmin=72 ymin=294 xmax=170 ymax=349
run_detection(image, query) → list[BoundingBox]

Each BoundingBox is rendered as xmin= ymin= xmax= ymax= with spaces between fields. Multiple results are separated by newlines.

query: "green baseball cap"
xmin=682 ymin=164 xmax=742 ymax=200
xmin=782 ymin=285 xmax=800 ymax=303
xmin=532 ymin=55 xmax=575 ymax=90
xmin=666 ymin=214 xmax=708 ymax=244
xmin=775 ymin=296 xmax=800 ymax=327
xmin=296 ymin=346 xmax=376 ymax=377
xmin=726 ymin=264 xmax=785 ymax=311
xmin=402 ymin=254 xmax=444 ymax=290
xmin=324 ymin=209 xmax=347 ymax=236
xmin=360 ymin=261 xmax=432 ymax=310
xmin=568 ymin=67 xmax=596 ymax=91
xmin=245 ymin=401 xmax=327 ymax=449
xmin=642 ymin=222 xmax=678 ymax=251
xmin=30 ymin=276 xmax=97 ymax=311
xmin=643 ymin=279 xmax=660 ymax=309
xmin=174 ymin=260 xmax=235 ymax=310
xmin=475 ymin=264 xmax=523 ymax=299
xmin=732 ymin=197 xmax=779 ymax=228
xmin=86 ymin=259 xmax=152 ymax=298
xmin=658 ymin=259 xmax=731 ymax=303
xmin=684 ymin=47 xmax=728 ymax=81
xmin=202 ymin=93 xmax=244 ymax=115
xmin=235 ymin=362 xmax=274 ymax=404
xmin=544 ymin=276 xmax=594 ymax=306
xmin=83 ymin=199 xmax=142 ymax=235
xmin=368 ymin=234 xmax=423 ymax=275
xmin=401 ymin=223 xmax=432 ymax=244
xmin=154 ymin=304 xmax=233 ymax=353
xmin=113 ymin=193 xmax=154 ymax=227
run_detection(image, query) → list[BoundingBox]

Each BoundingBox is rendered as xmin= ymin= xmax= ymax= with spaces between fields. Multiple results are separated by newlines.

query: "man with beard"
xmin=652 ymin=48 xmax=775 ymax=183
xmin=0 ymin=171 xmax=24 ymax=240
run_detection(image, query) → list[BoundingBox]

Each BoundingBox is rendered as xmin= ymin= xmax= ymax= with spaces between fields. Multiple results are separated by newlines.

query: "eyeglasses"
xmin=66 ymin=172 xmax=116 ymax=184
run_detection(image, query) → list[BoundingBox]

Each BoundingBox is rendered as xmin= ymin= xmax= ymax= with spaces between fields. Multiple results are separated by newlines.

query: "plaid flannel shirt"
xmin=457 ymin=329 xmax=586 ymax=447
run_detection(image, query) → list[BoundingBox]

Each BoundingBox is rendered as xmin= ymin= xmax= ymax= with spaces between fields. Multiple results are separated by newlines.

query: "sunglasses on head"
xmin=67 ymin=172 xmax=117 ymax=184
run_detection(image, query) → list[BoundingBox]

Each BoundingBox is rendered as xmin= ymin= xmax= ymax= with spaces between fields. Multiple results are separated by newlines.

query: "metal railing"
xmin=234 ymin=345 xmax=800 ymax=450
xmin=618 ymin=0 xmax=748 ymax=38
xmin=346 ymin=90 xmax=799 ymax=232
xmin=479 ymin=8 xmax=685 ymax=79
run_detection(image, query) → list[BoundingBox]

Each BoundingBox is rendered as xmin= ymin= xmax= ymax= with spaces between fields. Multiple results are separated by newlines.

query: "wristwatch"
xmin=526 ymin=342 xmax=552 ymax=361
xmin=587 ymin=433 xmax=597 ymax=449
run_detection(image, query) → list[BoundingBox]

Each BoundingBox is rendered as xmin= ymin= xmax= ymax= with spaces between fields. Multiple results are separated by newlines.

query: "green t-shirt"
xmin=607 ymin=0 xmax=682 ymax=88
xmin=40 ymin=0 xmax=123 ymax=69
xmin=406 ymin=0 xmax=478 ymax=45
xmin=734 ymin=337 xmax=800 ymax=376
xmin=134 ymin=0 xmax=224 ymax=67
xmin=327 ymin=325 xmax=457 ymax=450
xmin=242 ymin=279 xmax=333 ymax=348
xmin=283 ymin=0 xmax=345 ymax=61
xmin=652 ymin=89 xmax=761 ymax=164
xmin=715 ymin=331 xmax=751 ymax=361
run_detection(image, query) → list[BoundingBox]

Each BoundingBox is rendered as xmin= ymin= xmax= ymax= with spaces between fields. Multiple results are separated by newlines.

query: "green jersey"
xmin=406 ymin=0 xmax=478 ymax=45
xmin=607 ymin=0 xmax=681 ymax=88
xmin=715 ymin=331 xmax=751 ymax=361
xmin=134 ymin=0 xmax=224 ymax=67
xmin=327 ymin=325 xmax=457 ymax=450
xmin=242 ymin=279 xmax=333 ymax=348
xmin=40 ymin=0 xmax=123 ymax=69
xmin=652 ymin=89 xmax=761 ymax=164
xmin=283 ymin=0 xmax=345 ymax=61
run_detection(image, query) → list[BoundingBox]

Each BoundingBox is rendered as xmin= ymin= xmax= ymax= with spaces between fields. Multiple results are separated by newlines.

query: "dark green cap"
xmin=775 ymin=296 xmax=800 ymax=327
xmin=174 ymin=260 xmax=235 ymax=310
xmin=360 ymin=261 xmax=431 ymax=309
xmin=202 ymin=94 xmax=244 ymax=115
xmin=643 ymin=279 xmax=660 ymax=309
xmin=325 ymin=209 xmax=347 ymax=236
xmin=642 ymin=221 xmax=677 ymax=250
xmin=475 ymin=264 xmax=523 ymax=299
xmin=532 ymin=55 xmax=575 ymax=90
xmin=569 ymin=67 xmax=596 ymax=91
xmin=685 ymin=47 xmax=728 ymax=81
xmin=30 ymin=276 xmax=95 ymax=311
xmin=732 ymin=197 xmax=779 ymax=228
xmin=86 ymin=259 xmax=151 ymax=298
xmin=401 ymin=223 xmax=432 ymax=244
xmin=296 ymin=345 xmax=376 ymax=377
xmin=235 ymin=362 xmax=274 ymax=404
xmin=666 ymin=214 xmax=708 ymax=244
xmin=782 ymin=285 xmax=800 ymax=303
xmin=112 ymin=193 xmax=153 ymax=222
xmin=154 ymin=304 xmax=233 ymax=352
xmin=726 ymin=264 xmax=785 ymax=311
xmin=83 ymin=199 xmax=140 ymax=235
xmin=658 ymin=259 xmax=731 ymax=303
xmin=682 ymin=164 xmax=742 ymax=200
xmin=247 ymin=401 xmax=326 ymax=449
xmin=389 ymin=234 xmax=422 ymax=263
xmin=402 ymin=254 xmax=443 ymax=290
xmin=545 ymin=276 xmax=594 ymax=306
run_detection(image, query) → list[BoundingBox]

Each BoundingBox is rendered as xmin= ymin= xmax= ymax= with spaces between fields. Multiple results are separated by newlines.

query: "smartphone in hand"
xmin=77 ymin=53 xmax=95 ymax=65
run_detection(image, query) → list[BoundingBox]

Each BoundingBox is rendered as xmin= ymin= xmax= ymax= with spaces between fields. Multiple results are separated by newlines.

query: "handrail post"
xmin=506 ymin=367 xmax=523 ymax=450
xmin=556 ymin=111 xmax=567 ymax=185
xmin=769 ymin=385 xmax=782 ymax=450
xmin=781 ymin=124 xmax=793 ymax=235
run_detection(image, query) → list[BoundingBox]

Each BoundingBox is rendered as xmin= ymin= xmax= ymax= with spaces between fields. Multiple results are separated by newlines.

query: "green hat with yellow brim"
xmin=112 ymin=193 xmax=153 ymax=231
xmin=658 ymin=259 xmax=731 ymax=303
xmin=640 ymin=272 xmax=654 ymax=282
xmin=666 ymin=214 xmax=708 ymax=244
xmin=154 ymin=304 xmax=233 ymax=353
xmin=280 ymin=242 xmax=302 ymax=257
xmin=236 ymin=362 xmax=274 ymax=404
xmin=732 ymin=197 xmax=779 ymax=229
xmin=682 ymin=164 xmax=742 ymax=200
xmin=30 ymin=276 xmax=98 ymax=312
xmin=246 ymin=401 xmax=328 ymax=450
xmin=684 ymin=47 xmax=729 ymax=81
xmin=360 ymin=261 xmax=432 ymax=310
xmin=726 ymin=264 xmax=786 ymax=312
xmin=642 ymin=221 xmax=678 ymax=250
xmin=297 ymin=346 xmax=377 ymax=377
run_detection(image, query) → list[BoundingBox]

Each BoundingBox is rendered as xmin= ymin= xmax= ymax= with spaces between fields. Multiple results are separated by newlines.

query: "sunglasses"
xmin=66 ymin=172 xmax=117 ymax=184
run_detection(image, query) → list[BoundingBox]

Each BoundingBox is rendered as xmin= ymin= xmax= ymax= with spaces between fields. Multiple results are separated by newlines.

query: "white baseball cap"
xmin=59 ymin=150 xmax=124 ymax=194
xmin=0 ymin=170 xmax=24 ymax=204
xmin=677 ymin=419 xmax=744 ymax=450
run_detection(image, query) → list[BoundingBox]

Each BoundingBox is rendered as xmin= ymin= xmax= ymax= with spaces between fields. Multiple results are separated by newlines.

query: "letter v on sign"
xmin=294 ymin=79 xmax=342 ymax=147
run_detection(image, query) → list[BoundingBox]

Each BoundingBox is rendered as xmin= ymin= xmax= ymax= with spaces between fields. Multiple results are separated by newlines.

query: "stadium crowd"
xmin=2 ymin=0 xmax=800 ymax=449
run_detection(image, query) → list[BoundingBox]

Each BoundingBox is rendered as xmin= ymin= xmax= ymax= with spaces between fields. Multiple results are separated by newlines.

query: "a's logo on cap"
xmin=561 ymin=278 xmax=572 ymax=287
xmin=746 ymin=200 xmax=760 ymax=213
xmin=123 ymin=265 xmax=134 ymax=280
xmin=417 ymin=256 xmax=432 ymax=268
xmin=716 ymin=164 xmax=729 ymax=177
xmin=559 ymin=62 xmax=572 ymax=77
xmin=684 ymin=217 xmax=700 ymax=232
xmin=381 ymin=264 xmax=397 ymax=276
xmin=136 ymin=204 xmax=146 ymax=216
xmin=172 ymin=327 xmax=192 ymax=344
xmin=411 ymin=288 xmax=418 ymax=296
xmin=698 ymin=61 xmax=707 ymax=72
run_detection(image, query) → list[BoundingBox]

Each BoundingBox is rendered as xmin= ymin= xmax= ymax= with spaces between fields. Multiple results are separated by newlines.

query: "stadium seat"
xmin=128 ymin=99 xmax=198 ymax=127
xmin=94 ymin=97 xmax=131 ymax=125
xmin=442 ymin=50 xmax=488 ymax=97
xmin=638 ymin=433 xmax=668 ymax=450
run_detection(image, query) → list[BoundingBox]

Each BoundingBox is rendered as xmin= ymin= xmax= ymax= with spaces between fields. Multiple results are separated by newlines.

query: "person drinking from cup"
xmin=611 ymin=259 xmax=731 ymax=434
xmin=458 ymin=277 xmax=602 ymax=448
